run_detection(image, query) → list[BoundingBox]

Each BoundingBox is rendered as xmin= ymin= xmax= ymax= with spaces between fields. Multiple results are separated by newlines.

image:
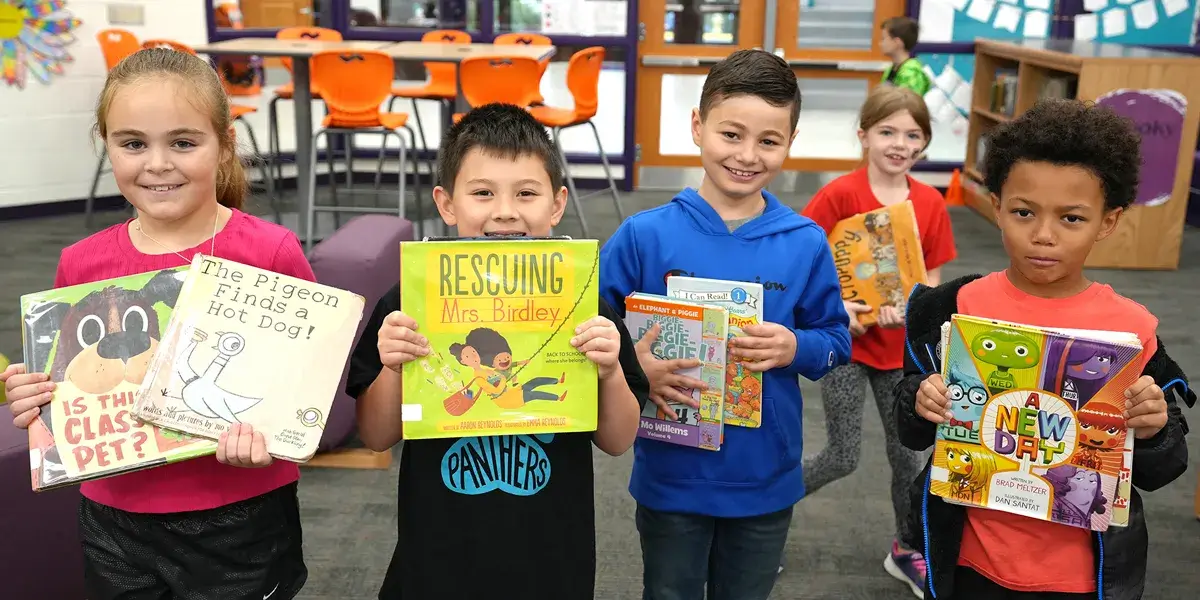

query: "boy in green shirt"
xmin=880 ymin=16 xmax=931 ymax=97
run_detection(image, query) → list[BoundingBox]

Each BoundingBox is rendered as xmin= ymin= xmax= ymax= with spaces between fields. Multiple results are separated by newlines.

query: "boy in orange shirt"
xmin=894 ymin=98 xmax=1195 ymax=599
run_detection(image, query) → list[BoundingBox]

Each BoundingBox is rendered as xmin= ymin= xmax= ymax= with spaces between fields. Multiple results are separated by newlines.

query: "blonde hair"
xmin=859 ymin=85 xmax=933 ymax=150
xmin=94 ymin=48 xmax=246 ymax=211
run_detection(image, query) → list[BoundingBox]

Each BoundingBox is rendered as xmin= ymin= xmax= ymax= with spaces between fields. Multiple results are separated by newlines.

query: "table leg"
xmin=293 ymin=59 xmax=315 ymax=250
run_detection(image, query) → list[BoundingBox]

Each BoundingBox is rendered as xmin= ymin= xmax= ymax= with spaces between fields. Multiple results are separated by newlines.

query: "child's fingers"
xmin=574 ymin=316 xmax=612 ymax=334
xmin=655 ymin=384 xmax=699 ymax=408
xmin=743 ymin=359 xmax=778 ymax=373
xmin=650 ymin=395 xmax=679 ymax=421
xmin=664 ymin=373 xmax=707 ymax=392
xmin=384 ymin=311 xmax=419 ymax=330
xmin=916 ymin=395 xmax=947 ymax=424
xmin=1127 ymin=413 xmax=1167 ymax=434
xmin=216 ymin=429 xmax=230 ymax=464
xmin=379 ymin=339 xmax=430 ymax=358
xmin=733 ymin=347 xmax=773 ymax=362
xmin=250 ymin=431 xmax=272 ymax=466
xmin=1123 ymin=375 xmax=1155 ymax=399
xmin=12 ymin=406 xmax=41 ymax=429
xmin=635 ymin=323 xmax=662 ymax=353
xmin=570 ymin=325 xmax=615 ymax=348
xmin=5 ymin=372 xmax=48 ymax=394
xmin=0 ymin=362 xmax=26 ymax=382
xmin=1125 ymin=398 xmax=1166 ymax=419
xmin=8 ymin=382 xmax=55 ymax=416
xmin=576 ymin=335 xmax=617 ymax=355
xmin=658 ymin=357 xmax=701 ymax=372
xmin=1126 ymin=384 xmax=1163 ymax=407
xmin=730 ymin=335 xmax=771 ymax=349
xmin=236 ymin=424 xmax=254 ymax=463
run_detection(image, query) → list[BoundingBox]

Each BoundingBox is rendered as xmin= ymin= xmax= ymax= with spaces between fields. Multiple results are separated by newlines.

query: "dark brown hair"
xmin=699 ymin=49 xmax=802 ymax=130
xmin=882 ymin=17 xmax=920 ymax=53
xmin=436 ymin=103 xmax=564 ymax=194
xmin=859 ymin=85 xmax=933 ymax=149
xmin=94 ymin=48 xmax=246 ymax=210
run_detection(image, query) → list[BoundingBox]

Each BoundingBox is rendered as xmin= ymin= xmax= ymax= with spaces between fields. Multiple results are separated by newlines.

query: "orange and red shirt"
xmin=954 ymin=271 xmax=1158 ymax=593
xmin=802 ymin=168 xmax=957 ymax=370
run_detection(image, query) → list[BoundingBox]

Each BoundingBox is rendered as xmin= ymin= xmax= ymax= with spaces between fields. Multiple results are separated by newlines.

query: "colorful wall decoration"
xmin=920 ymin=53 xmax=977 ymax=161
xmin=918 ymin=0 xmax=1058 ymax=43
xmin=1071 ymin=0 xmax=1200 ymax=44
xmin=0 ymin=0 xmax=81 ymax=89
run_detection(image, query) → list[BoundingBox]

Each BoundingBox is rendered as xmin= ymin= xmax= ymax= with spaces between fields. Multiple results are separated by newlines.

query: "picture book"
xmin=827 ymin=201 xmax=927 ymax=327
xmin=19 ymin=268 xmax=215 ymax=492
xmin=666 ymin=276 xmax=765 ymax=428
xmin=625 ymin=293 xmax=727 ymax=451
xmin=134 ymin=255 xmax=365 ymax=463
xmin=399 ymin=237 xmax=600 ymax=440
xmin=931 ymin=314 xmax=1143 ymax=531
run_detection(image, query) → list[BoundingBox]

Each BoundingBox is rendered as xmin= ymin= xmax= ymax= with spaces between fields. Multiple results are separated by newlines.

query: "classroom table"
xmin=192 ymin=38 xmax=394 ymax=247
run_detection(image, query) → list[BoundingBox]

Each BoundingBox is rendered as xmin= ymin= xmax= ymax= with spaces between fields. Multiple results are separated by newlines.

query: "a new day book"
xmin=828 ymin=202 xmax=927 ymax=327
xmin=666 ymin=276 xmax=765 ymax=428
xmin=19 ymin=268 xmax=215 ymax=491
xmin=625 ymin=293 xmax=727 ymax=451
xmin=134 ymin=255 xmax=365 ymax=463
xmin=399 ymin=237 xmax=600 ymax=440
xmin=931 ymin=314 xmax=1142 ymax=531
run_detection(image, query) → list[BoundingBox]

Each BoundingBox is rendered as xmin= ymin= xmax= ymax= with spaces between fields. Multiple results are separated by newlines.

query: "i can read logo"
xmin=441 ymin=433 xmax=554 ymax=496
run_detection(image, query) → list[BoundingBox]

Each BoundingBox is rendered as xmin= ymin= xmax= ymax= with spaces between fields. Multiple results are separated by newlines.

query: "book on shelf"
xmin=990 ymin=69 xmax=1018 ymax=116
xmin=1039 ymin=75 xmax=1077 ymax=100
xmin=134 ymin=255 xmax=365 ymax=463
xmin=624 ymin=293 xmax=727 ymax=451
xmin=931 ymin=314 xmax=1142 ymax=531
xmin=827 ymin=202 xmax=928 ymax=328
xmin=666 ymin=276 xmax=764 ymax=428
xmin=398 ymin=237 xmax=600 ymax=440
xmin=20 ymin=268 xmax=216 ymax=491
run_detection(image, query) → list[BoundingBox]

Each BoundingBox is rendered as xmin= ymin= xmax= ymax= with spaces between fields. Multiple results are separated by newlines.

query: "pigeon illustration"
xmin=169 ymin=329 xmax=262 ymax=423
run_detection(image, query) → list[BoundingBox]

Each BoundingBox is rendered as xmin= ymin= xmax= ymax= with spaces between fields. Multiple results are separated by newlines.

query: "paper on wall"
xmin=992 ymin=4 xmax=1021 ymax=32
xmin=1083 ymin=0 xmax=1109 ymax=11
xmin=918 ymin=0 xmax=956 ymax=43
xmin=1130 ymin=0 xmax=1158 ymax=29
xmin=1023 ymin=10 xmax=1050 ymax=38
xmin=1163 ymin=0 xmax=1190 ymax=19
xmin=1102 ymin=8 xmax=1128 ymax=37
xmin=965 ymin=0 xmax=997 ymax=23
xmin=1074 ymin=13 xmax=1099 ymax=41
xmin=1024 ymin=0 xmax=1051 ymax=9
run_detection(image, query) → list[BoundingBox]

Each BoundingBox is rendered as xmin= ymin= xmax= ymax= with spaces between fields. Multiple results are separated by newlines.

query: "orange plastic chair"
xmin=385 ymin=30 xmax=471 ymax=151
xmin=455 ymin=55 xmax=544 ymax=122
xmin=306 ymin=50 xmax=424 ymax=248
xmin=268 ymin=27 xmax=343 ymax=181
xmin=493 ymin=33 xmax=552 ymax=104
xmin=96 ymin=29 xmax=140 ymax=70
xmin=529 ymin=47 xmax=622 ymax=237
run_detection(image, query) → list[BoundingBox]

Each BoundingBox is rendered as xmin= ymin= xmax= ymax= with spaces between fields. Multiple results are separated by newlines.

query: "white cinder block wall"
xmin=0 ymin=1 xmax=207 ymax=208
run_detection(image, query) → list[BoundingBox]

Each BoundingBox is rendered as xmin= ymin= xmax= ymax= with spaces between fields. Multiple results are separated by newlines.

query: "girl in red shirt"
xmin=800 ymin=85 xmax=957 ymax=598
xmin=3 ymin=48 xmax=308 ymax=600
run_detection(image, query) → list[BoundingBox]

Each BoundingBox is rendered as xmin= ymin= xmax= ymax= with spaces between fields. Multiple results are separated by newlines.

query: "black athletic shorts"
xmin=80 ymin=482 xmax=307 ymax=600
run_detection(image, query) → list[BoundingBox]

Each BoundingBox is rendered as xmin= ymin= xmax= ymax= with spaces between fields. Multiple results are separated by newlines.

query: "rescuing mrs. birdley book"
xmin=828 ymin=202 xmax=927 ymax=327
xmin=399 ymin=237 xmax=600 ymax=440
xmin=931 ymin=314 xmax=1142 ymax=531
xmin=624 ymin=293 xmax=727 ymax=451
xmin=20 ymin=268 xmax=216 ymax=491
xmin=134 ymin=255 xmax=366 ymax=463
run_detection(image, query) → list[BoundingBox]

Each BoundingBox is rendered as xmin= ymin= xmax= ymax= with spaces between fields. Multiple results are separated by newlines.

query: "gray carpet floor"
xmin=1 ymin=184 xmax=1198 ymax=599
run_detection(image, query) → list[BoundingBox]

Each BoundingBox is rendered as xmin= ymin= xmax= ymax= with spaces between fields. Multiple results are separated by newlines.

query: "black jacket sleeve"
xmin=1129 ymin=337 xmax=1196 ymax=492
xmin=345 ymin=283 xmax=400 ymax=401
xmin=599 ymin=298 xmax=651 ymax=412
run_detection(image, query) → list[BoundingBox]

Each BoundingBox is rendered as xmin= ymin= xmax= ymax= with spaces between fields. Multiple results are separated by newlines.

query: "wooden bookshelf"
xmin=963 ymin=39 xmax=1200 ymax=270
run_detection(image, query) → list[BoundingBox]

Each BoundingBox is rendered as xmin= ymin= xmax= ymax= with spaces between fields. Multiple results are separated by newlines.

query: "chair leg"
xmin=326 ymin=133 xmax=341 ymax=230
xmin=413 ymin=99 xmax=430 ymax=160
xmin=86 ymin=151 xmax=107 ymax=229
xmin=306 ymin=128 xmax=325 ymax=251
xmin=403 ymin=125 xmax=425 ymax=237
xmin=586 ymin=119 xmax=625 ymax=222
xmin=237 ymin=116 xmax=281 ymax=224
xmin=374 ymin=133 xmax=388 ymax=190
xmin=268 ymin=95 xmax=284 ymax=183
xmin=552 ymin=126 xmax=589 ymax=238
xmin=394 ymin=130 xmax=407 ymax=229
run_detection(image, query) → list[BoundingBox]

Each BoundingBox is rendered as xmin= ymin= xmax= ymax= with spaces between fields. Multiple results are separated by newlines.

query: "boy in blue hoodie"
xmin=599 ymin=49 xmax=852 ymax=599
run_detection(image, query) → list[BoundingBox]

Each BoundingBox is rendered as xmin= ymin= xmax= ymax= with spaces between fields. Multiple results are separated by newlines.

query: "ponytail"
xmin=217 ymin=133 xmax=248 ymax=211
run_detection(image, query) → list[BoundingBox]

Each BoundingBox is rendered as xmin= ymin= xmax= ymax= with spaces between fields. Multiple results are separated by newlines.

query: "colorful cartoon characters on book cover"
xmin=134 ymin=255 xmax=365 ymax=463
xmin=399 ymin=238 xmax=600 ymax=439
xmin=931 ymin=315 xmax=1142 ymax=531
xmin=666 ymin=276 xmax=764 ymax=428
xmin=19 ymin=268 xmax=215 ymax=491
xmin=828 ymin=202 xmax=927 ymax=327
xmin=625 ymin=293 xmax=727 ymax=451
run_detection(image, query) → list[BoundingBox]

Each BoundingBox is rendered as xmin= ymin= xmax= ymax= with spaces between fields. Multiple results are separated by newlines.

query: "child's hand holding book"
xmin=915 ymin=373 xmax=951 ymax=424
xmin=634 ymin=323 xmax=706 ymax=420
xmin=844 ymin=301 xmax=871 ymax=336
xmin=1 ymin=363 xmax=54 ymax=429
xmin=378 ymin=311 xmax=431 ymax=373
xmin=216 ymin=423 xmax=273 ymax=468
xmin=1124 ymin=375 xmax=1167 ymax=439
xmin=730 ymin=322 xmax=798 ymax=372
xmin=570 ymin=316 xmax=622 ymax=380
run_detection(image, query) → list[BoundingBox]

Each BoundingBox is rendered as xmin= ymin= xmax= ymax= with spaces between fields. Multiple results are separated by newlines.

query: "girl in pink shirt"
xmin=3 ymin=48 xmax=308 ymax=600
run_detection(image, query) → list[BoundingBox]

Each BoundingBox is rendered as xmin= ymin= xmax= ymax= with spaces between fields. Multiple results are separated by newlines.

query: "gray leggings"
xmin=802 ymin=362 xmax=923 ymax=544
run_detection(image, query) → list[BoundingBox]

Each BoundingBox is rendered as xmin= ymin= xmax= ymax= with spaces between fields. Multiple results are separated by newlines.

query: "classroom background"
xmin=1 ymin=0 xmax=1199 ymax=598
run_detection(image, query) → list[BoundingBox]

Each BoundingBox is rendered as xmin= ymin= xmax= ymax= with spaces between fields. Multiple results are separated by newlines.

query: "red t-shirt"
xmin=955 ymin=271 xmax=1158 ymax=593
xmin=802 ymin=168 xmax=957 ymax=370
xmin=54 ymin=209 xmax=312 ymax=513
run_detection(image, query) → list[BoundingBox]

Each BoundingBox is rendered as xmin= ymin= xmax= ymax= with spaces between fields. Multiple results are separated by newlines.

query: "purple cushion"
xmin=308 ymin=215 xmax=413 ymax=451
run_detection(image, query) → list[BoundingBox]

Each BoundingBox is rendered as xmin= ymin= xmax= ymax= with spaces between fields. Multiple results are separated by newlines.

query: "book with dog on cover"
xmin=827 ymin=202 xmax=927 ymax=327
xmin=19 ymin=267 xmax=216 ymax=491
xmin=931 ymin=314 xmax=1142 ymax=531
xmin=134 ymin=255 xmax=365 ymax=463
xmin=399 ymin=237 xmax=600 ymax=440
xmin=625 ymin=293 xmax=727 ymax=451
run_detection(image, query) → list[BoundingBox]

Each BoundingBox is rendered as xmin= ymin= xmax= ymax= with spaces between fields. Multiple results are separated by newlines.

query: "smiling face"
xmin=992 ymin=161 xmax=1122 ymax=297
xmin=433 ymin=148 xmax=567 ymax=238
xmin=1069 ymin=353 xmax=1115 ymax=381
xmin=492 ymin=352 xmax=513 ymax=370
xmin=104 ymin=76 xmax=226 ymax=223
xmin=946 ymin=447 xmax=973 ymax=475
xmin=859 ymin=109 xmax=927 ymax=177
xmin=971 ymin=330 xmax=1041 ymax=369
xmin=691 ymin=94 xmax=796 ymax=205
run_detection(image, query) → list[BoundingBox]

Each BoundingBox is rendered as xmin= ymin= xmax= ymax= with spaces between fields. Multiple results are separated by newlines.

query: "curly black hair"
xmin=983 ymin=98 xmax=1141 ymax=211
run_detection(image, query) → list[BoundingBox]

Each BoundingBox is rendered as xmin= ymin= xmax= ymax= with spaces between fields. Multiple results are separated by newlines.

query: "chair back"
xmin=565 ymin=47 xmax=605 ymax=121
xmin=311 ymin=50 xmax=394 ymax=128
xmin=421 ymin=30 xmax=471 ymax=92
xmin=276 ymin=27 xmax=343 ymax=73
xmin=97 ymin=29 xmax=141 ymax=71
xmin=493 ymin=33 xmax=552 ymax=46
xmin=459 ymin=55 xmax=543 ymax=109
xmin=141 ymin=39 xmax=197 ymax=55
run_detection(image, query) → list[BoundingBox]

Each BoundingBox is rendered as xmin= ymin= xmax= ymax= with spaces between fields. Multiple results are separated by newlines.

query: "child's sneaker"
xmin=883 ymin=540 xmax=925 ymax=599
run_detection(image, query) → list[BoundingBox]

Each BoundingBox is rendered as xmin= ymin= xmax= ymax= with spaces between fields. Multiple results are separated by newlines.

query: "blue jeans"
xmin=636 ymin=504 xmax=792 ymax=600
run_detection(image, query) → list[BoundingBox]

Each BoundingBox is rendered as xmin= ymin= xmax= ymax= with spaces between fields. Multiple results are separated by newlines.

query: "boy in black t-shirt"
xmin=345 ymin=103 xmax=650 ymax=600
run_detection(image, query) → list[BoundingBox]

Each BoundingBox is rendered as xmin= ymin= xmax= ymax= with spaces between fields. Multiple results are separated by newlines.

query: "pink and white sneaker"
xmin=883 ymin=539 xmax=926 ymax=598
